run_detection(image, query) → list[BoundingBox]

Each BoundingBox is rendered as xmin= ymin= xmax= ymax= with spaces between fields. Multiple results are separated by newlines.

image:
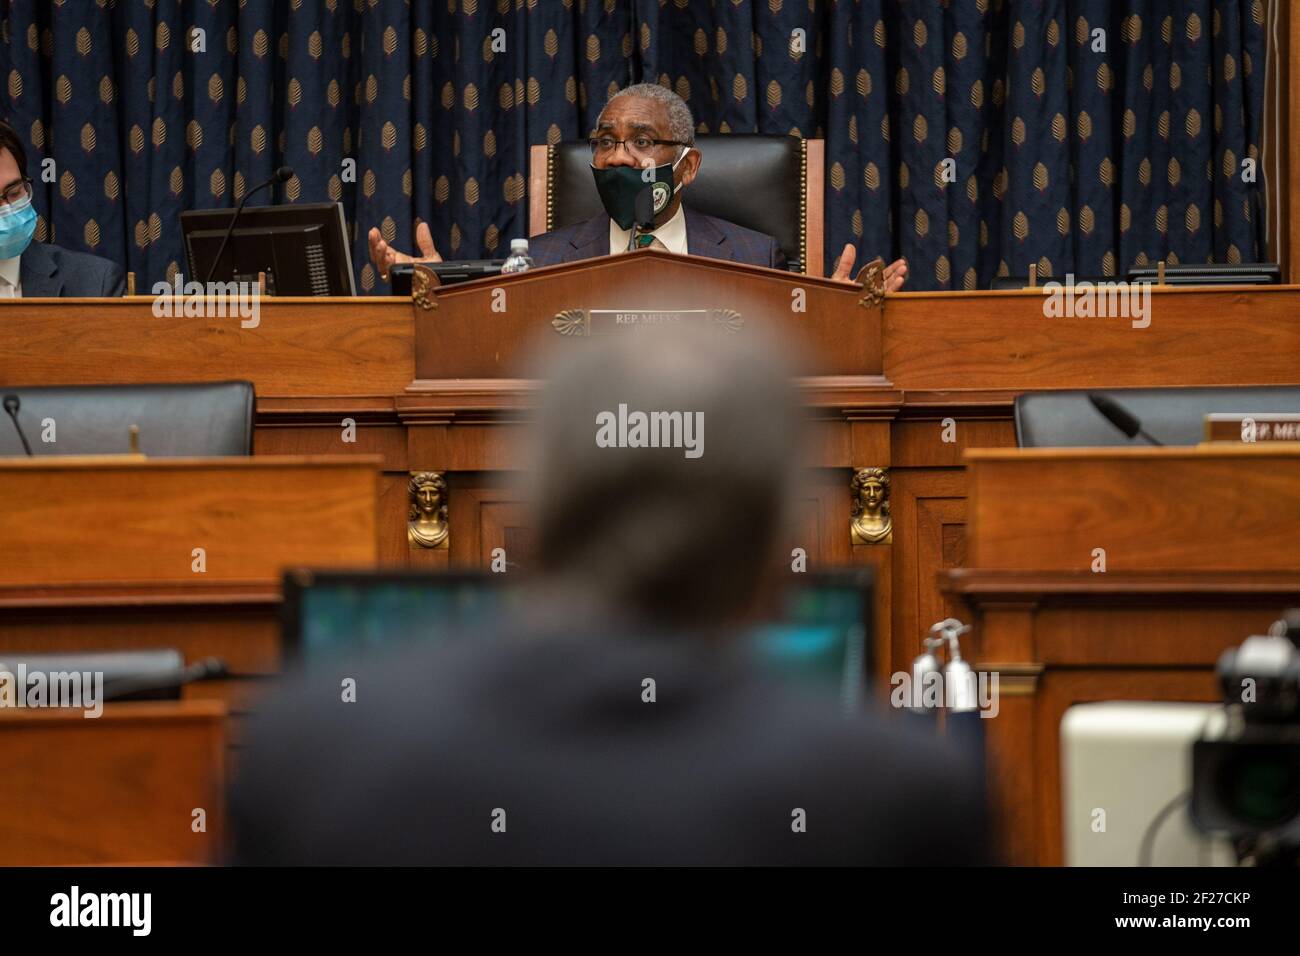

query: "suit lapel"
xmin=19 ymin=243 xmax=63 ymax=297
xmin=566 ymin=215 xmax=611 ymax=263
xmin=684 ymin=208 xmax=733 ymax=262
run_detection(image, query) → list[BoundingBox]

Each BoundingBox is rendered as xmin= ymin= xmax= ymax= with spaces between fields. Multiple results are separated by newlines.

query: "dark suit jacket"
xmin=20 ymin=241 xmax=125 ymax=297
xmin=529 ymin=207 xmax=787 ymax=271
xmin=230 ymin=623 xmax=987 ymax=865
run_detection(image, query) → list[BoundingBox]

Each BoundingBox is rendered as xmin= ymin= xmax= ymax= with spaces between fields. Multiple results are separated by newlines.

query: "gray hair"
xmin=529 ymin=326 xmax=800 ymax=629
xmin=605 ymin=83 xmax=696 ymax=145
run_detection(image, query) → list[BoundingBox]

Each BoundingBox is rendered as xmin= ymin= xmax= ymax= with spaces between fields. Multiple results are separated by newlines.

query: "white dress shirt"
xmin=0 ymin=254 xmax=21 ymax=298
xmin=608 ymin=204 xmax=688 ymax=256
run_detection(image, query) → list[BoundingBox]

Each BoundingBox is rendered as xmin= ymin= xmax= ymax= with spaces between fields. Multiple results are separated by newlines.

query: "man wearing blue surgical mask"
xmin=0 ymin=121 xmax=124 ymax=298
xmin=369 ymin=84 xmax=907 ymax=290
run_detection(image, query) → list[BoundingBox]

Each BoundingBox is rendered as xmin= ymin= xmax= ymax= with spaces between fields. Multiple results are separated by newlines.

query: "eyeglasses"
xmin=0 ymin=178 xmax=32 ymax=207
xmin=588 ymin=136 xmax=689 ymax=161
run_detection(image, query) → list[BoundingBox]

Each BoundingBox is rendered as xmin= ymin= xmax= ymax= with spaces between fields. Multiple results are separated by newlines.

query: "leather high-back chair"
xmin=0 ymin=381 xmax=255 ymax=456
xmin=1015 ymin=386 xmax=1300 ymax=447
xmin=529 ymin=134 xmax=825 ymax=275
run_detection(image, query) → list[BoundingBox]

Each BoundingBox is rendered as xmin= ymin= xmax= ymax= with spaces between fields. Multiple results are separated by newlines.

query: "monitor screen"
xmin=282 ymin=569 xmax=872 ymax=708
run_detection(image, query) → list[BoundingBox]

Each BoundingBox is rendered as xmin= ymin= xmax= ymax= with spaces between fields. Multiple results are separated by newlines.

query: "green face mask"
xmin=590 ymin=148 xmax=690 ymax=231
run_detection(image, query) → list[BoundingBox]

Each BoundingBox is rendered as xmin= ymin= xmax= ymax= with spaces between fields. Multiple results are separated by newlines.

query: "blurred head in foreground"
xmin=529 ymin=323 xmax=801 ymax=630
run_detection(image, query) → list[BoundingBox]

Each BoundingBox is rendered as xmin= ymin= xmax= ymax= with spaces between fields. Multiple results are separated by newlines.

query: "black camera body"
xmin=1191 ymin=612 xmax=1300 ymax=861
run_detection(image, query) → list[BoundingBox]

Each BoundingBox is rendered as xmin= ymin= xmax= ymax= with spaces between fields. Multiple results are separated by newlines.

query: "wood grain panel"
xmin=254 ymin=422 xmax=408 ymax=472
xmin=892 ymin=418 xmax=1016 ymax=467
xmin=0 ymin=457 xmax=379 ymax=587
xmin=529 ymin=143 xmax=549 ymax=236
xmin=0 ymin=700 xmax=225 ymax=865
xmin=416 ymin=250 xmax=883 ymax=379
xmin=886 ymin=286 xmax=1300 ymax=390
xmin=0 ymin=592 xmax=282 ymax=674
xmin=447 ymin=478 xmax=529 ymax=570
xmin=0 ymin=297 xmax=413 ymax=397
xmin=888 ymin=468 xmax=967 ymax=678
xmin=966 ymin=447 xmax=1300 ymax=571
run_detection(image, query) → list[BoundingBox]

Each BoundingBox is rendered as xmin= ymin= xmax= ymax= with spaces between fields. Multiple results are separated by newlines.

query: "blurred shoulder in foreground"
xmin=231 ymin=623 xmax=986 ymax=866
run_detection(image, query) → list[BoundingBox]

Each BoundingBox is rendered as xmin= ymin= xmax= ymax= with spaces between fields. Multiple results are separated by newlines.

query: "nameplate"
xmin=1205 ymin=413 xmax=1300 ymax=443
xmin=552 ymin=308 xmax=743 ymax=337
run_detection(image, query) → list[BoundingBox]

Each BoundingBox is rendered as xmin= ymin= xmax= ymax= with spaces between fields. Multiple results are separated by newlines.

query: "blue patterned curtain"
xmin=0 ymin=0 xmax=1267 ymax=292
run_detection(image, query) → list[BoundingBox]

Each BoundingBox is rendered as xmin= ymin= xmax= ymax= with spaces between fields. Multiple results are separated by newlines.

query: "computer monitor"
xmin=281 ymin=568 xmax=872 ymax=707
xmin=181 ymin=201 xmax=356 ymax=296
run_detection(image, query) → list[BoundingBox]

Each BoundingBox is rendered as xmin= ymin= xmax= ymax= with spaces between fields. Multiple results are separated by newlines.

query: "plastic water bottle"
xmin=501 ymin=238 xmax=534 ymax=274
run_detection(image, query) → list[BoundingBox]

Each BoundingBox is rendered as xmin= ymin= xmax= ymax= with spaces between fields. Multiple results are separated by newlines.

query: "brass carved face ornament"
xmin=407 ymin=471 xmax=449 ymax=549
xmin=850 ymin=467 xmax=892 ymax=545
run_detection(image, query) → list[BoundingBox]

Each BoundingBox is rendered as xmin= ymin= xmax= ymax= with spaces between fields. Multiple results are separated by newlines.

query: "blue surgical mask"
xmin=0 ymin=194 xmax=37 ymax=259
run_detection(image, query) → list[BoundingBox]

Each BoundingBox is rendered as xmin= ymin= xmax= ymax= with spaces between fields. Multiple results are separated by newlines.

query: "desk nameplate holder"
xmin=1204 ymin=413 xmax=1300 ymax=443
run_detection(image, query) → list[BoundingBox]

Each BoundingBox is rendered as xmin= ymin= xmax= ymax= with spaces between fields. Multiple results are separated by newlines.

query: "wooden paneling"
xmin=254 ymin=420 xmax=408 ymax=471
xmin=415 ymin=250 xmax=883 ymax=380
xmin=529 ymin=143 xmax=549 ymax=236
xmin=0 ymin=700 xmax=225 ymax=865
xmin=892 ymin=418 xmax=1016 ymax=468
xmin=966 ymin=446 xmax=1300 ymax=571
xmin=888 ymin=468 xmax=968 ymax=678
xmin=885 ymin=286 xmax=1300 ymax=391
xmin=404 ymin=417 xmax=535 ymax=472
xmin=0 ymin=589 xmax=281 ymax=674
xmin=785 ymin=469 xmax=859 ymax=568
xmin=447 ymin=476 xmax=531 ymax=569
xmin=0 ymin=297 xmax=413 ymax=397
xmin=0 ymin=457 xmax=380 ymax=587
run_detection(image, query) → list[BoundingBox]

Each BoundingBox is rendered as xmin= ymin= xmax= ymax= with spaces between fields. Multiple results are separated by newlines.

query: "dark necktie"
xmin=634 ymin=232 xmax=655 ymax=248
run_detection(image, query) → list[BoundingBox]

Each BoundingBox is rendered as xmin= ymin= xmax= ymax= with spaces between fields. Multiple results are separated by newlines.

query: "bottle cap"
xmin=510 ymin=238 xmax=529 ymax=253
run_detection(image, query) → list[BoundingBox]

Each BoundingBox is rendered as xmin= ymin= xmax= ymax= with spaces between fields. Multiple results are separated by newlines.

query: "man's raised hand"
xmin=830 ymin=241 xmax=908 ymax=292
xmin=368 ymin=220 xmax=442 ymax=282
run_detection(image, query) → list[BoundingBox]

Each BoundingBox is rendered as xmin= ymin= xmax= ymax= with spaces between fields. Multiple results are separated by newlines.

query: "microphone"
xmin=625 ymin=185 xmax=659 ymax=251
xmin=1087 ymin=393 xmax=1164 ymax=446
xmin=204 ymin=165 xmax=294 ymax=285
xmin=2 ymin=393 xmax=32 ymax=456
xmin=102 ymin=656 xmax=228 ymax=702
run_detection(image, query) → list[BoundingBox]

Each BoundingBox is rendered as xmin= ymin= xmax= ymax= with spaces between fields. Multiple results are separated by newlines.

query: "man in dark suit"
xmin=230 ymin=326 xmax=986 ymax=866
xmin=368 ymin=84 xmax=908 ymax=288
xmin=0 ymin=121 xmax=124 ymax=298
